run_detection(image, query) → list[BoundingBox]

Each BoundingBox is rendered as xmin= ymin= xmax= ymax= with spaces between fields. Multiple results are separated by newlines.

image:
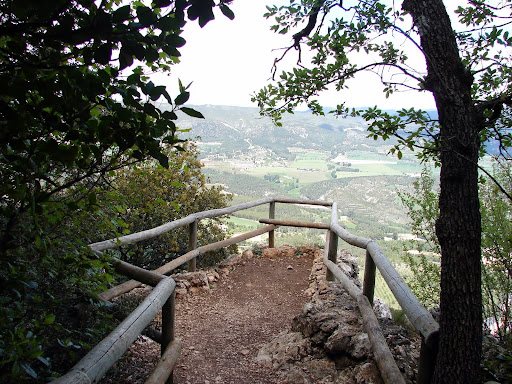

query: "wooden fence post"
xmin=326 ymin=230 xmax=338 ymax=281
xmin=161 ymin=291 xmax=176 ymax=384
xmin=363 ymin=248 xmax=376 ymax=305
xmin=269 ymin=201 xmax=275 ymax=248
xmin=187 ymin=219 xmax=198 ymax=272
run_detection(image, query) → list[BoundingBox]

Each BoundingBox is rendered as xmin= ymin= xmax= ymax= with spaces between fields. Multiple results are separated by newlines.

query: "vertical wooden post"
xmin=187 ymin=219 xmax=198 ymax=272
xmin=161 ymin=291 xmax=176 ymax=384
xmin=326 ymin=230 xmax=338 ymax=281
xmin=363 ymin=248 xmax=376 ymax=305
xmin=268 ymin=201 xmax=275 ymax=248
xmin=417 ymin=335 xmax=438 ymax=384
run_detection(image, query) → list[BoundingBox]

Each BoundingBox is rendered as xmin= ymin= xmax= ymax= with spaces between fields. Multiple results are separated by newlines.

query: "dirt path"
xmin=174 ymin=252 xmax=314 ymax=383
xmin=103 ymin=248 xmax=315 ymax=384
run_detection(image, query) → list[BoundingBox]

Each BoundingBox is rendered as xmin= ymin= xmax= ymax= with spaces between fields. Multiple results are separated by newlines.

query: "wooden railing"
xmin=55 ymin=198 xmax=439 ymax=384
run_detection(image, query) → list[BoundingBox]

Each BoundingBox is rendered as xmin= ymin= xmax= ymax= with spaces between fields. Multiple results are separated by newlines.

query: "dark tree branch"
xmin=292 ymin=2 xmax=323 ymax=48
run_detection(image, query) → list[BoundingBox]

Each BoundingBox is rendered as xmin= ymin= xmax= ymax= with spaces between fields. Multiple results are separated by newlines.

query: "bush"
xmin=399 ymin=162 xmax=512 ymax=339
xmin=103 ymin=142 xmax=235 ymax=270
xmin=0 ymin=196 xmax=118 ymax=382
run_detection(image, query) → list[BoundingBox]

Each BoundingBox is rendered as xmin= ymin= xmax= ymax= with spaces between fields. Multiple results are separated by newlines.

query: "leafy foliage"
xmin=400 ymin=162 xmax=512 ymax=340
xmin=253 ymin=0 xmax=512 ymax=166
xmin=397 ymin=166 xmax=441 ymax=309
xmin=480 ymin=161 xmax=512 ymax=340
xmin=0 ymin=194 xmax=118 ymax=382
xmin=0 ymin=0 xmax=235 ymax=381
xmin=104 ymin=142 xmax=234 ymax=270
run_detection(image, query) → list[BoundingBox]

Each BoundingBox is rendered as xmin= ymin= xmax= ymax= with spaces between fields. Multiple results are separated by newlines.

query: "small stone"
xmin=287 ymin=265 xmax=294 ymax=270
xmin=240 ymin=349 xmax=251 ymax=356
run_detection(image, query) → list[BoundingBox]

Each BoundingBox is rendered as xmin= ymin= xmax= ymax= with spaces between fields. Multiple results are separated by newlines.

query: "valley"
xmin=172 ymin=104 xmax=437 ymax=309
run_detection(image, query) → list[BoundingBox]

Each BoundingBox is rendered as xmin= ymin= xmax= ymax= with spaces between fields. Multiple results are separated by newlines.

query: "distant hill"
xmin=165 ymin=104 xmax=397 ymax=160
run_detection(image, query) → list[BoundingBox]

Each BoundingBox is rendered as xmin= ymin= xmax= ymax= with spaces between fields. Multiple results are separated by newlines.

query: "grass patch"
xmin=228 ymin=216 xmax=259 ymax=229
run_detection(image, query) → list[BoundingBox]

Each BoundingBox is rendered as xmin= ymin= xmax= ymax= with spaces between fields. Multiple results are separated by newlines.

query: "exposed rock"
xmin=262 ymin=244 xmax=297 ymax=258
xmin=353 ymin=362 xmax=383 ymax=384
xmin=255 ymin=331 xmax=313 ymax=369
xmin=216 ymin=253 xmax=242 ymax=268
xmin=257 ymin=247 xmax=420 ymax=384
xmin=373 ymin=297 xmax=392 ymax=320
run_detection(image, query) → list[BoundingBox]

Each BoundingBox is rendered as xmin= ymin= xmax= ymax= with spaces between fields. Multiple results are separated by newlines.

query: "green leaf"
xmin=187 ymin=1 xmax=215 ymax=27
xmin=113 ymin=5 xmax=131 ymax=23
xmin=94 ymin=44 xmax=112 ymax=65
xmin=154 ymin=0 xmax=172 ymax=7
xmin=174 ymin=91 xmax=190 ymax=105
xmin=180 ymin=107 xmax=204 ymax=118
xmin=220 ymin=4 xmax=235 ymax=20
xmin=162 ymin=45 xmax=181 ymax=57
xmin=149 ymin=85 xmax=167 ymax=101
xmin=163 ymin=110 xmax=178 ymax=120
xmin=37 ymin=356 xmax=50 ymax=366
xmin=67 ymin=201 xmax=79 ymax=210
xmin=88 ymin=192 xmax=97 ymax=205
xmin=43 ymin=314 xmax=56 ymax=325
xmin=145 ymin=48 xmax=159 ymax=63
xmin=156 ymin=15 xmax=179 ymax=31
xmin=53 ymin=145 xmax=79 ymax=163
xmin=157 ymin=153 xmax=169 ymax=168
xmin=119 ymin=49 xmax=133 ymax=70
xmin=137 ymin=6 xmax=157 ymax=27
xmin=21 ymin=364 xmax=37 ymax=379
xmin=165 ymin=34 xmax=186 ymax=48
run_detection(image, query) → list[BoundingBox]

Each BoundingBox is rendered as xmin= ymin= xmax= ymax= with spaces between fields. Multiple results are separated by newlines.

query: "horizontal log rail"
xmin=323 ymin=232 xmax=406 ymax=384
xmin=89 ymin=197 xmax=330 ymax=252
xmin=56 ymin=197 xmax=438 ymax=384
xmin=329 ymin=203 xmax=439 ymax=346
xmin=259 ymin=218 xmax=330 ymax=229
xmin=99 ymin=224 xmax=277 ymax=301
xmin=89 ymin=197 xmax=274 ymax=251
xmin=329 ymin=202 xmax=439 ymax=384
xmin=53 ymin=276 xmax=176 ymax=384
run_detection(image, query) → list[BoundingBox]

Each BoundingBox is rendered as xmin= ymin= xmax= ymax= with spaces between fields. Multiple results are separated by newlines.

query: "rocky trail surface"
xmin=102 ymin=245 xmax=420 ymax=384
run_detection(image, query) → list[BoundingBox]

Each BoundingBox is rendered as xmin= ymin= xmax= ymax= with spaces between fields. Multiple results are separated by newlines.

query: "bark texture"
xmin=402 ymin=0 xmax=483 ymax=383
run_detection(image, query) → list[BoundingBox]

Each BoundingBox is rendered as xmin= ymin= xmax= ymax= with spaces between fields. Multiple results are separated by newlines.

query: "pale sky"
xmin=152 ymin=1 xmax=439 ymax=110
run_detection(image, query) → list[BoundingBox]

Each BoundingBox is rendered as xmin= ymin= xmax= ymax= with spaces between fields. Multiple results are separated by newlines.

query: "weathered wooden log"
xmin=90 ymin=197 xmax=274 ymax=252
xmin=144 ymin=339 xmax=182 ymax=384
xmin=99 ymin=225 xmax=277 ymax=301
xmin=326 ymin=230 xmax=338 ymax=282
xmin=188 ymin=220 xmax=198 ymax=272
xmin=273 ymin=197 xmax=333 ymax=207
xmin=323 ymin=246 xmax=360 ymax=298
xmin=330 ymin=204 xmax=372 ymax=249
xmin=330 ymin=203 xmax=439 ymax=346
xmin=357 ymin=294 xmax=406 ymax=384
xmin=54 ymin=277 xmax=176 ymax=384
xmin=108 ymin=302 xmax=163 ymax=344
xmin=322 ymin=247 xmax=406 ymax=384
xmin=268 ymin=201 xmax=275 ymax=248
xmin=113 ymin=259 xmax=165 ymax=287
xmin=362 ymin=248 xmax=376 ymax=305
xmin=259 ymin=218 xmax=330 ymax=229
xmin=161 ymin=292 xmax=175 ymax=352
xmin=366 ymin=241 xmax=439 ymax=347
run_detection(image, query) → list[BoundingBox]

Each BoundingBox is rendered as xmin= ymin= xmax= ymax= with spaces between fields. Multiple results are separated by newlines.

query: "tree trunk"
xmin=402 ymin=1 xmax=483 ymax=383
